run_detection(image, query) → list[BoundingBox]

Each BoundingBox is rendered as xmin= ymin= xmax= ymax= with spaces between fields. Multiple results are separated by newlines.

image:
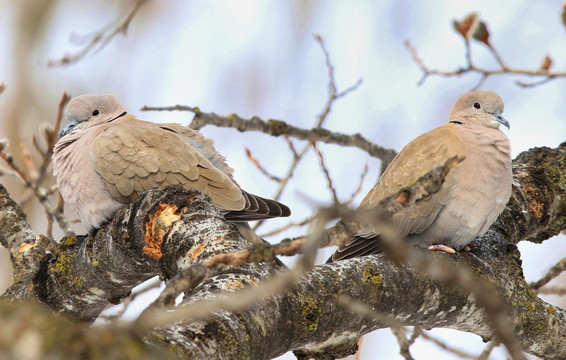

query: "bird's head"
xmin=449 ymin=90 xmax=509 ymax=130
xmin=60 ymin=94 xmax=127 ymax=138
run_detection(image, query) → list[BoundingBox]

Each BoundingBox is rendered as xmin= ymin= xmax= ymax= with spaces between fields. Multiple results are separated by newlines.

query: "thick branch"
xmin=497 ymin=142 xmax=566 ymax=244
xmin=149 ymin=232 xmax=564 ymax=360
xmin=0 ymin=144 xmax=565 ymax=359
xmin=2 ymin=185 xmax=274 ymax=323
xmin=0 ymin=300 xmax=175 ymax=359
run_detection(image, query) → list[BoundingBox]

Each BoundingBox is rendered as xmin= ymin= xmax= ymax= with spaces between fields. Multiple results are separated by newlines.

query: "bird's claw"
xmin=428 ymin=244 xmax=456 ymax=254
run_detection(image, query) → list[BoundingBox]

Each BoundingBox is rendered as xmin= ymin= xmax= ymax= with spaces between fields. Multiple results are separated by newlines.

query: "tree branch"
xmin=139 ymin=104 xmax=398 ymax=167
xmin=0 ymin=143 xmax=565 ymax=359
xmin=405 ymin=12 xmax=566 ymax=89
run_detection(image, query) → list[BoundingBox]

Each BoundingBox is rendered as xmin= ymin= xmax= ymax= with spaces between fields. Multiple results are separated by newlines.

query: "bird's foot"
xmin=462 ymin=242 xmax=476 ymax=252
xmin=428 ymin=244 xmax=456 ymax=254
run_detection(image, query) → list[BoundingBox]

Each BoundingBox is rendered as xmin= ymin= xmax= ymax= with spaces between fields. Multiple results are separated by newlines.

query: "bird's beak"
xmin=60 ymin=121 xmax=79 ymax=138
xmin=493 ymin=113 xmax=509 ymax=129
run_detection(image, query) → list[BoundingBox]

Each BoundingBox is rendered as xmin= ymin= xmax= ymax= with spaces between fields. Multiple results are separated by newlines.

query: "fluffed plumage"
xmin=53 ymin=94 xmax=290 ymax=243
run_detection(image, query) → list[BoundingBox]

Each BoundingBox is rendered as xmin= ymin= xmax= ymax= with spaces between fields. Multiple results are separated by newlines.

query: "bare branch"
xmin=390 ymin=327 xmax=416 ymax=360
xmin=530 ymin=257 xmax=566 ymax=290
xmin=48 ymin=0 xmax=149 ymax=67
xmin=0 ymin=143 xmax=565 ymax=359
xmin=140 ymin=105 xmax=396 ymax=165
xmin=100 ymin=277 xmax=162 ymax=321
xmin=406 ymin=14 xmax=566 ymax=91
xmin=537 ymin=286 xmax=566 ymax=296
xmin=345 ymin=163 xmax=369 ymax=204
xmin=416 ymin=328 xmax=478 ymax=360
xmin=311 ymin=141 xmax=339 ymax=203
xmin=244 ymin=147 xmax=281 ymax=182
xmin=259 ymin=214 xmax=316 ymax=237
xmin=478 ymin=342 xmax=499 ymax=360
xmin=141 ymin=35 xmax=374 ymax=233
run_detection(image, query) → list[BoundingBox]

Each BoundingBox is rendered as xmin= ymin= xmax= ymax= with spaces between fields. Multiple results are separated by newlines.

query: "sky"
xmin=1 ymin=1 xmax=565 ymax=359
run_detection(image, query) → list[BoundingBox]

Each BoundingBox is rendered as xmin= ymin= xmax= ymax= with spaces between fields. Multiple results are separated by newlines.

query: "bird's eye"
xmin=473 ymin=102 xmax=481 ymax=109
xmin=92 ymin=110 xmax=100 ymax=116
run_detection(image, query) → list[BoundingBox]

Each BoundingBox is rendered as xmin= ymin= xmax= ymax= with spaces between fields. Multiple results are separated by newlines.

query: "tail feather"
xmin=327 ymin=235 xmax=383 ymax=263
xmin=225 ymin=191 xmax=291 ymax=221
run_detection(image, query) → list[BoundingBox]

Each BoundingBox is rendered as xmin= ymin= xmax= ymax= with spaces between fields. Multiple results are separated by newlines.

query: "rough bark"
xmin=0 ymin=143 xmax=565 ymax=359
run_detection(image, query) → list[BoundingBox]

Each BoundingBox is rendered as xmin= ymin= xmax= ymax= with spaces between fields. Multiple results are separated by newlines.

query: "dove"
xmin=53 ymin=94 xmax=290 ymax=244
xmin=330 ymin=90 xmax=512 ymax=261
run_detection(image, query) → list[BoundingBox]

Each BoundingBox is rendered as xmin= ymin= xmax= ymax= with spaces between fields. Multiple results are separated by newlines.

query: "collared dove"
xmin=330 ymin=90 xmax=512 ymax=261
xmin=53 ymin=94 xmax=290 ymax=244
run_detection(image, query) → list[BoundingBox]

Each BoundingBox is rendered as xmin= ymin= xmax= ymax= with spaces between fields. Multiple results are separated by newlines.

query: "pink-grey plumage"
xmin=330 ymin=90 xmax=512 ymax=261
xmin=53 ymin=94 xmax=290 ymax=242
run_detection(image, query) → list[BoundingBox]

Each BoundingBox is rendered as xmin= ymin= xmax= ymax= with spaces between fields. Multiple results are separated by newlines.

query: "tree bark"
xmin=0 ymin=142 xmax=565 ymax=359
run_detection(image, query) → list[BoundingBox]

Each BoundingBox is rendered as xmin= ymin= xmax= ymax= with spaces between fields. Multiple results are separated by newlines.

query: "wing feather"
xmin=333 ymin=125 xmax=464 ymax=261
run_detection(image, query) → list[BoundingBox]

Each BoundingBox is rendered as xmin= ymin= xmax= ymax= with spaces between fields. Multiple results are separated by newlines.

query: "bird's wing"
xmin=90 ymin=116 xmax=247 ymax=211
xmin=332 ymin=125 xmax=462 ymax=261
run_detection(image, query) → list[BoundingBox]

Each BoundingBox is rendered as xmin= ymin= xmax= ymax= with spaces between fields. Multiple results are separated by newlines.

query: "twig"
xmin=256 ymin=34 xmax=363 ymax=229
xmin=0 ymin=83 xmax=5 ymax=95
xmin=405 ymin=29 xmax=566 ymax=89
xmin=141 ymin=35 xmax=375 ymax=232
xmin=530 ymin=257 xmax=566 ymax=290
xmin=265 ymin=143 xmax=308 ymax=218
xmin=312 ymin=33 xmax=364 ymax=126
xmin=284 ymin=137 xmax=299 ymax=158
xmin=37 ymin=92 xmax=70 ymax=182
xmin=416 ymin=328 xmax=478 ymax=360
xmin=478 ymin=341 xmax=498 ymax=360
xmin=516 ymin=76 xmax=556 ymax=88
xmin=536 ymin=285 xmax=566 ymax=295
xmin=101 ymin=277 xmax=162 ymax=321
xmin=345 ymin=163 xmax=369 ymax=205
xmin=0 ymin=136 xmax=74 ymax=236
xmin=259 ymin=214 xmax=316 ymax=238
xmin=390 ymin=327 xmax=415 ymax=360
xmin=48 ymin=0 xmax=149 ymax=66
xmin=311 ymin=141 xmax=339 ymax=203
xmin=314 ymin=33 xmax=338 ymax=126
xmin=244 ymin=147 xmax=281 ymax=182
xmin=22 ymin=92 xmax=71 ymax=209
xmin=254 ymin=34 xmax=362 ymax=224
xmin=336 ymin=295 xmax=417 ymax=359
xmin=18 ymin=137 xmax=38 ymax=181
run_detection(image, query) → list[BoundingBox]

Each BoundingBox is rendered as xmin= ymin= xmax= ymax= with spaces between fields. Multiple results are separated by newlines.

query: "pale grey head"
xmin=449 ymin=90 xmax=509 ymax=130
xmin=60 ymin=94 xmax=127 ymax=138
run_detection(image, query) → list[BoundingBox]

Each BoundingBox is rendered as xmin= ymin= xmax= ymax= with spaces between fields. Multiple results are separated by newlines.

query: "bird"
xmin=330 ymin=90 xmax=512 ymax=261
xmin=53 ymin=94 xmax=290 ymax=244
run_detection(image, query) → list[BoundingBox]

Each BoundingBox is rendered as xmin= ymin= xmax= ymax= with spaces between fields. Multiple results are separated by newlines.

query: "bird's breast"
xmin=53 ymin=131 xmax=123 ymax=231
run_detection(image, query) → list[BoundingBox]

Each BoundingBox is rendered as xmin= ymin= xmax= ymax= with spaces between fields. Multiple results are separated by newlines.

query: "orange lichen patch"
xmin=213 ymin=237 xmax=224 ymax=242
xmin=249 ymin=279 xmax=259 ymax=287
xmin=144 ymin=203 xmax=183 ymax=261
xmin=225 ymin=280 xmax=243 ymax=289
xmin=522 ymin=182 xmax=544 ymax=220
xmin=18 ymin=242 xmax=35 ymax=254
xmin=190 ymin=243 xmax=207 ymax=261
